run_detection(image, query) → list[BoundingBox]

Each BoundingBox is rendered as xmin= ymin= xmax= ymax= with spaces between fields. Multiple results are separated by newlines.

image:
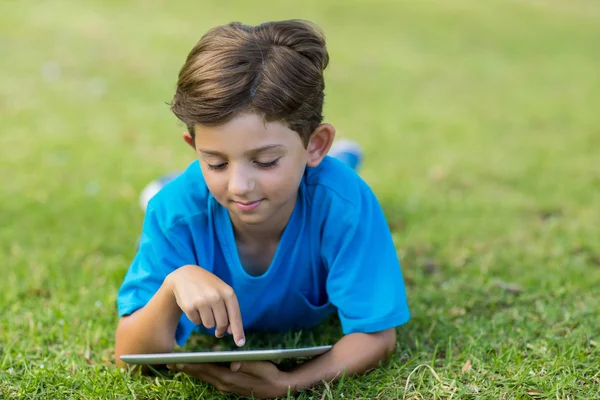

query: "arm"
xmin=114 ymin=280 xmax=181 ymax=368
xmin=284 ymin=328 xmax=397 ymax=392
xmin=115 ymin=265 xmax=246 ymax=369
xmin=173 ymin=328 xmax=397 ymax=398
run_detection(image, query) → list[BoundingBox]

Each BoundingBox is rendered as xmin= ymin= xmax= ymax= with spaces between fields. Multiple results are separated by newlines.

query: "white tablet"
xmin=120 ymin=345 xmax=332 ymax=365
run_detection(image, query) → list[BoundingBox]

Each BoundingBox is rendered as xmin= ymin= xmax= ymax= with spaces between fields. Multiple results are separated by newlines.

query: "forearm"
xmin=114 ymin=280 xmax=181 ymax=368
xmin=284 ymin=328 xmax=397 ymax=392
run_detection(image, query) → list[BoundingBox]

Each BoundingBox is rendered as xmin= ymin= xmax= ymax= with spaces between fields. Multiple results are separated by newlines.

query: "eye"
xmin=207 ymin=162 xmax=227 ymax=171
xmin=254 ymin=158 xmax=280 ymax=169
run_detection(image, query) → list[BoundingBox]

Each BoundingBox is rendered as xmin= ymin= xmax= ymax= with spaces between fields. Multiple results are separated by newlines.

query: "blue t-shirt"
xmin=117 ymin=156 xmax=410 ymax=346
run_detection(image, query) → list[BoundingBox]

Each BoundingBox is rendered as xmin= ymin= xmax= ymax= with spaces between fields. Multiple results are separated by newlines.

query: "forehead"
xmin=193 ymin=113 xmax=302 ymax=152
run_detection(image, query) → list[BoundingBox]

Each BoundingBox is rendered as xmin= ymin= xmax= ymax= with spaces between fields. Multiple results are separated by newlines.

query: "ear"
xmin=306 ymin=123 xmax=335 ymax=168
xmin=182 ymin=131 xmax=196 ymax=150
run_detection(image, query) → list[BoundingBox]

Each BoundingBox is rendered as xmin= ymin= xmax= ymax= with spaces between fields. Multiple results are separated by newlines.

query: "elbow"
xmin=114 ymin=318 xmax=156 ymax=375
xmin=114 ymin=348 xmax=133 ymax=372
xmin=114 ymin=344 xmax=129 ymax=370
xmin=381 ymin=328 xmax=397 ymax=361
xmin=114 ymin=318 xmax=130 ymax=369
xmin=114 ymin=354 xmax=132 ymax=372
xmin=114 ymin=316 xmax=174 ymax=370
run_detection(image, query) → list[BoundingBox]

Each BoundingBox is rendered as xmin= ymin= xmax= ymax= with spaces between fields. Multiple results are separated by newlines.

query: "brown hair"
xmin=170 ymin=20 xmax=329 ymax=146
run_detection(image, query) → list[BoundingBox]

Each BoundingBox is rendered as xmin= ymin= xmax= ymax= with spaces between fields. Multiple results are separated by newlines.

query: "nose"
xmin=228 ymin=164 xmax=255 ymax=197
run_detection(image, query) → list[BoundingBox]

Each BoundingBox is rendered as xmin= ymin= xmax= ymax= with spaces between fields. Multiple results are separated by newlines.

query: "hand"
xmin=168 ymin=361 xmax=290 ymax=398
xmin=165 ymin=265 xmax=245 ymax=346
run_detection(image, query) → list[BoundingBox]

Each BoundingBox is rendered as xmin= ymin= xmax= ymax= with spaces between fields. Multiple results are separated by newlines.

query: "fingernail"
xmin=231 ymin=362 xmax=241 ymax=371
xmin=236 ymin=338 xmax=245 ymax=347
xmin=166 ymin=364 xmax=174 ymax=370
xmin=176 ymin=364 xmax=184 ymax=370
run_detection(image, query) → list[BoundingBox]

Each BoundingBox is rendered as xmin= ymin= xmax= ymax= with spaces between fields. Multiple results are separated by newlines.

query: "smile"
xmin=233 ymin=199 xmax=263 ymax=212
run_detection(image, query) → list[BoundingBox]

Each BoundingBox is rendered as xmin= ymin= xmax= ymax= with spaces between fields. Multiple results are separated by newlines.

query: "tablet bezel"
xmin=120 ymin=345 xmax=333 ymax=365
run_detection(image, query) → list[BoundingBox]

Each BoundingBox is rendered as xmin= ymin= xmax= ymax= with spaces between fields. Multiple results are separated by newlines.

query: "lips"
xmin=232 ymin=199 xmax=263 ymax=212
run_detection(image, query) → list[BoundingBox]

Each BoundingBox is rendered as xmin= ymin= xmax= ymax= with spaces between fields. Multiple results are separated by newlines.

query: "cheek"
xmin=260 ymin=164 xmax=305 ymax=197
xmin=203 ymin=173 xmax=227 ymax=199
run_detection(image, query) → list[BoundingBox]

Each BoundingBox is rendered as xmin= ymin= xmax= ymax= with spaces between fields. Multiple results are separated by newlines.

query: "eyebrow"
xmin=198 ymin=144 xmax=284 ymax=157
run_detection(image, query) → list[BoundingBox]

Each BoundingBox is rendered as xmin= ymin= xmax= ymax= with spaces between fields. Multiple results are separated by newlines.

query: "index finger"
xmin=223 ymin=289 xmax=245 ymax=347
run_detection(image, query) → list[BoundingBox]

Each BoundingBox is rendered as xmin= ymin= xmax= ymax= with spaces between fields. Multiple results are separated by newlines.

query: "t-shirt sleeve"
xmin=116 ymin=205 xmax=198 ymax=346
xmin=323 ymin=186 xmax=410 ymax=334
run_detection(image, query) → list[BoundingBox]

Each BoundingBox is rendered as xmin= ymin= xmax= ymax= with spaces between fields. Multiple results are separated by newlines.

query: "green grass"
xmin=1 ymin=0 xmax=599 ymax=398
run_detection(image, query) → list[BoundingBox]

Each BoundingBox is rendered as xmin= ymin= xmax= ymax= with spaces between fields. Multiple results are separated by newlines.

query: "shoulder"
xmin=305 ymin=155 xmax=375 ymax=213
xmin=145 ymin=160 xmax=211 ymax=230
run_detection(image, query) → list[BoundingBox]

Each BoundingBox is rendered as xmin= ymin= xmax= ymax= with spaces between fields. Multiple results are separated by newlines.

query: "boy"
xmin=115 ymin=20 xmax=410 ymax=398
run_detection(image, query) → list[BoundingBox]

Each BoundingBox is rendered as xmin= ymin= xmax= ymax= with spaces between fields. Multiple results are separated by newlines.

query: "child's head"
xmin=171 ymin=20 xmax=336 ymax=229
xmin=171 ymin=19 xmax=329 ymax=147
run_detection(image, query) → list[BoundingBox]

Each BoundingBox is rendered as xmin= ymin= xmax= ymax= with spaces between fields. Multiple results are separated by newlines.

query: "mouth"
xmin=232 ymin=199 xmax=263 ymax=212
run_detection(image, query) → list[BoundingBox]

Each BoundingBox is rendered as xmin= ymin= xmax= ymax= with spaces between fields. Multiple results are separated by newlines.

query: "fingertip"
xmin=231 ymin=326 xmax=245 ymax=346
xmin=227 ymin=325 xmax=232 ymax=335
xmin=231 ymin=361 xmax=241 ymax=372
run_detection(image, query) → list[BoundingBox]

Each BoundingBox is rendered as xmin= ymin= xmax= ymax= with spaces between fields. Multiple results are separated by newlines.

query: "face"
xmin=190 ymin=113 xmax=309 ymax=231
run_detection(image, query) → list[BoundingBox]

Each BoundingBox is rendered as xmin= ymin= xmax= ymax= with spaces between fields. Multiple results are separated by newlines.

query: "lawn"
xmin=1 ymin=0 xmax=599 ymax=398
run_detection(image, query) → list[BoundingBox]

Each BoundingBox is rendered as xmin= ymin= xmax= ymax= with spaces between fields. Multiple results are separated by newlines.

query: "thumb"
xmin=230 ymin=361 xmax=242 ymax=372
xmin=230 ymin=360 xmax=274 ymax=375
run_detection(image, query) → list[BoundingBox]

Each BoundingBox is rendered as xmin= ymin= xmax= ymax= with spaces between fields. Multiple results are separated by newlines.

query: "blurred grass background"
xmin=1 ymin=0 xmax=599 ymax=398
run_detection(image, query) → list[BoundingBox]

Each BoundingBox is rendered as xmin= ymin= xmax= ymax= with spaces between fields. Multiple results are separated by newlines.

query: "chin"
xmin=231 ymin=211 xmax=268 ymax=225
